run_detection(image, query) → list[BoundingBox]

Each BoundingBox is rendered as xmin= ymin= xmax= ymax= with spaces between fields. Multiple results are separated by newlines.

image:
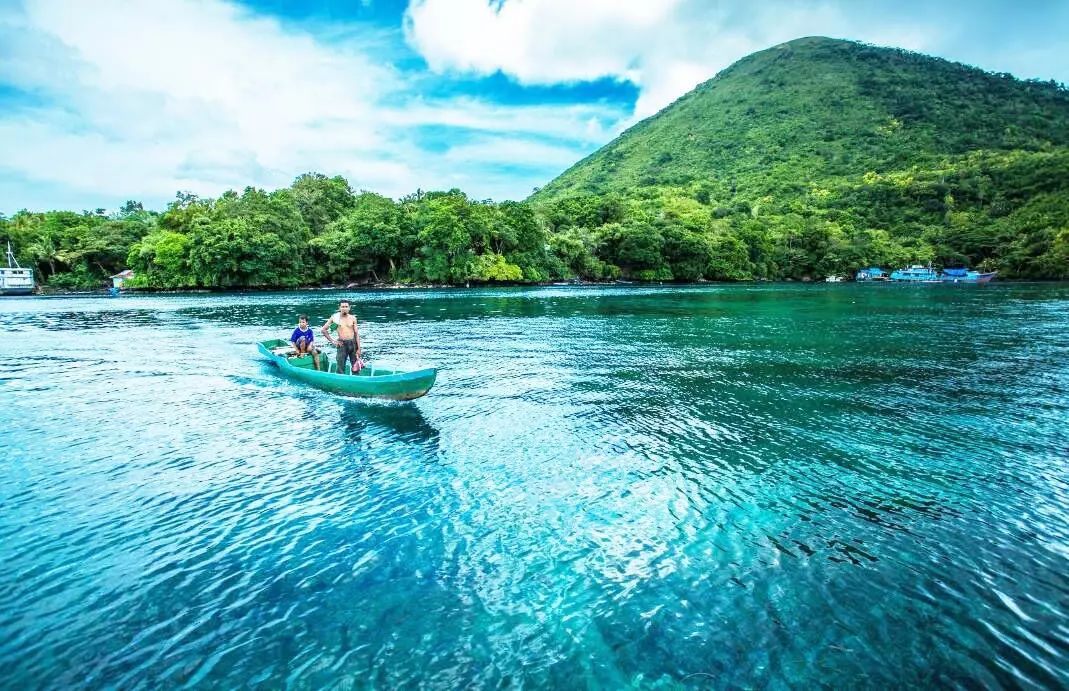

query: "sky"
xmin=1 ymin=0 xmax=1067 ymax=214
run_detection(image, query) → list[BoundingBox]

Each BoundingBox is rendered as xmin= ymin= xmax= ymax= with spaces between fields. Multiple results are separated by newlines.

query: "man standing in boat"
xmin=323 ymin=300 xmax=362 ymax=374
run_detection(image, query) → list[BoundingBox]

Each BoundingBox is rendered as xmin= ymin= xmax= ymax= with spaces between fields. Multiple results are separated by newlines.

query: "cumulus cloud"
xmin=0 ymin=0 xmax=623 ymax=210
xmin=404 ymin=0 xmax=680 ymax=85
xmin=405 ymin=0 xmax=943 ymax=118
xmin=0 ymin=0 xmax=400 ymax=205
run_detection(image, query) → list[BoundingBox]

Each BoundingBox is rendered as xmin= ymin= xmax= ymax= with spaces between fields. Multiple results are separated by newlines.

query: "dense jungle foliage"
xmin=532 ymin=37 xmax=1069 ymax=280
xmin=0 ymin=181 xmax=563 ymax=289
xmin=2 ymin=37 xmax=1067 ymax=289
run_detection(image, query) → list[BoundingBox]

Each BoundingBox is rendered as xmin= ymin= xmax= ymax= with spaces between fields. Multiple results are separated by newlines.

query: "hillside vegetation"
xmin=533 ymin=37 xmax=1069 ymax=280
xmin=2 ymin=37 xmax=1067 ymax=289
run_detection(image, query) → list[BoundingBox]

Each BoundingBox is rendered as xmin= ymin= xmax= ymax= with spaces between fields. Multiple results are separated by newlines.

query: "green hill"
xmin=533 ymin=37 xmax=1069 ymax=280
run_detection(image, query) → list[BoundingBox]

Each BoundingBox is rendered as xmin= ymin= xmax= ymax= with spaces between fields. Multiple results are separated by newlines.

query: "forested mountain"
xmin=2 ymin=37 xmax=1067 ymax=289
xmin=533 ymin=36 xmax=1069 ymax=280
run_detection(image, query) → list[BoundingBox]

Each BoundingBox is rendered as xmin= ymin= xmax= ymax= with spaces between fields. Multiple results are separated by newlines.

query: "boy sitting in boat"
xmin=289 ymin=315 xmax=321 ymax=371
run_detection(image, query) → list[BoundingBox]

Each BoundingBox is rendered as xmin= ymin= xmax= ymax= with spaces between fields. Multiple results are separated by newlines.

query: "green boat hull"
xmin=257 ymin=339 xmax=437 ymax=400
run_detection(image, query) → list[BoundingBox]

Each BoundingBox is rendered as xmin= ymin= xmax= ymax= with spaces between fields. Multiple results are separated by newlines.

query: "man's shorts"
xmin=336 ymin=338 xmax=357 ymax=362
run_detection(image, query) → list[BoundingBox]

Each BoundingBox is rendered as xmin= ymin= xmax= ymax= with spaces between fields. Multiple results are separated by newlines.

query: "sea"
xmin=2 ymin=283 xmax=1067 ymax=688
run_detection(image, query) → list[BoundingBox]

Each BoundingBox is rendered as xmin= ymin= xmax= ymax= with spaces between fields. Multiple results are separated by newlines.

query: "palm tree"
xmin=27 ymin=234 xmax=59 ymax=279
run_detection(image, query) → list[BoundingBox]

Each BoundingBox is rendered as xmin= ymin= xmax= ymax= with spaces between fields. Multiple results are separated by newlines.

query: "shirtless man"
xmin=323 ymin=299 xmax=361 ymax=374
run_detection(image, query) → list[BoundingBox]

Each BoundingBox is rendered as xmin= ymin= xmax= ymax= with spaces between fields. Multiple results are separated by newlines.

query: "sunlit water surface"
xmin=2 ymin=284 xmax=1068 ymax=688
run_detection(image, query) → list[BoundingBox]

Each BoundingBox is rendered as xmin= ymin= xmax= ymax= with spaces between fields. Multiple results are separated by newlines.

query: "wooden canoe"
xmin=257 ymin=339 xmax=437 ymax=400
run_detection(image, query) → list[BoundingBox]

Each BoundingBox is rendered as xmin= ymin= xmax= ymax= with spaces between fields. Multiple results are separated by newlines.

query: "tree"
xmin=290 ymin=173 xmax=355 ymax=237
xmin=469 ymin=253 xmax=523 ymax=282
xmin=413 ymin=192 xmax=477 ymax=283
xmin=310 ymin=192 xmax=403 ymax=282
xmin=128 ymin=231 xmax=193 ymax=287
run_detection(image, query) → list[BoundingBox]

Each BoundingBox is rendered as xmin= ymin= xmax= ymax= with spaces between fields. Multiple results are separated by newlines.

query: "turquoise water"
xmin=1 ymin=284 xmax=1068 ymax=688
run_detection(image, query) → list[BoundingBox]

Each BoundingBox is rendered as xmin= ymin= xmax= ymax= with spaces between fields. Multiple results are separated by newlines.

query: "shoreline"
xmin=17 ymin=277 xmax=1064 ymax=297
xmin=26 ymin=279 xmax=636 ymax=296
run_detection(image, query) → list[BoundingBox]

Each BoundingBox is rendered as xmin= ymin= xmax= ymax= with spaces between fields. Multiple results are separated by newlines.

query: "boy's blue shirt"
xmin=290 ymin=326 xmax=314 ymax=343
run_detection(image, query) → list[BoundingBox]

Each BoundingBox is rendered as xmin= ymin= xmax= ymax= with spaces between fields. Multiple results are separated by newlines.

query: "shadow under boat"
xmin=337 ymin=399 xmax=441 ymax=448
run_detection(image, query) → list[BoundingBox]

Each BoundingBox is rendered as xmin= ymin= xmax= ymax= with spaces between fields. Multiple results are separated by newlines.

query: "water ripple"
xmin=1 ymin=284 xmax=1068 ymax=687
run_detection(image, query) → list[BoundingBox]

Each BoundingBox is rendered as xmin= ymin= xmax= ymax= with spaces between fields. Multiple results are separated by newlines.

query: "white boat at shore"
xmin=1 ymin=243 xmax=33 ymax=296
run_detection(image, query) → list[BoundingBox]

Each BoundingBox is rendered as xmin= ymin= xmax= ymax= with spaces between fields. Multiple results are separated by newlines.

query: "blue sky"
xmin=1 ymin=0 xmax=1067 ymax=214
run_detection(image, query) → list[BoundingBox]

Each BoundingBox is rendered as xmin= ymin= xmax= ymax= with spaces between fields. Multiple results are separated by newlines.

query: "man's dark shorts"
xmin=336 ymin=338 xmax=358 ymax=373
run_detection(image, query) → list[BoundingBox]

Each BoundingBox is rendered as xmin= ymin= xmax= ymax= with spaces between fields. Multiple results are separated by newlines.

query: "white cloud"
xmin=389 ymin=98 xmax=621 ymax=143
xmin=405 ymin=0 xmax=945 ymax=118
xmin=0 ymin=0 xmax=396 ymax=203
xmin=0 ymin=0 xmax=623 ymax=211
xmin=404 ymin=0 xmax=680 ymax=85
xmin=443 ymin=136 xmax=587 ymax=168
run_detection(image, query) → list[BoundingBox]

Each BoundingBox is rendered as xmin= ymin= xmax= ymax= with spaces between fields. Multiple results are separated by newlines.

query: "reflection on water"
xmin=1 ymin=284 xmax=1068 ymax=687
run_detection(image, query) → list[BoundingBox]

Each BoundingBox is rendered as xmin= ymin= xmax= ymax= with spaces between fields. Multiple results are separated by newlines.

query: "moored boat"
xmin=855 ymin=267 xmax=888 ymax=281
xmin=889 ymin=265 xmax=997 ymax=284
xmin=257 ymin=339 xmax=437 ymax=400
xmin=940 ymin=267 xmax=997 ymax=284
xmin=1 ymin=242 xmax=34 ymax=296
xmin=889 ymin=265 xmax=941 ymax=283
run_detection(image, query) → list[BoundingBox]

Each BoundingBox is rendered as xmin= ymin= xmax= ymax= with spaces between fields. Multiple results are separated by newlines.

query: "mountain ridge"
xmin=534 ymin=36 xmax=1069 ymax=201
xmin=530 ymin=36 xmax=1069 ymax=279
